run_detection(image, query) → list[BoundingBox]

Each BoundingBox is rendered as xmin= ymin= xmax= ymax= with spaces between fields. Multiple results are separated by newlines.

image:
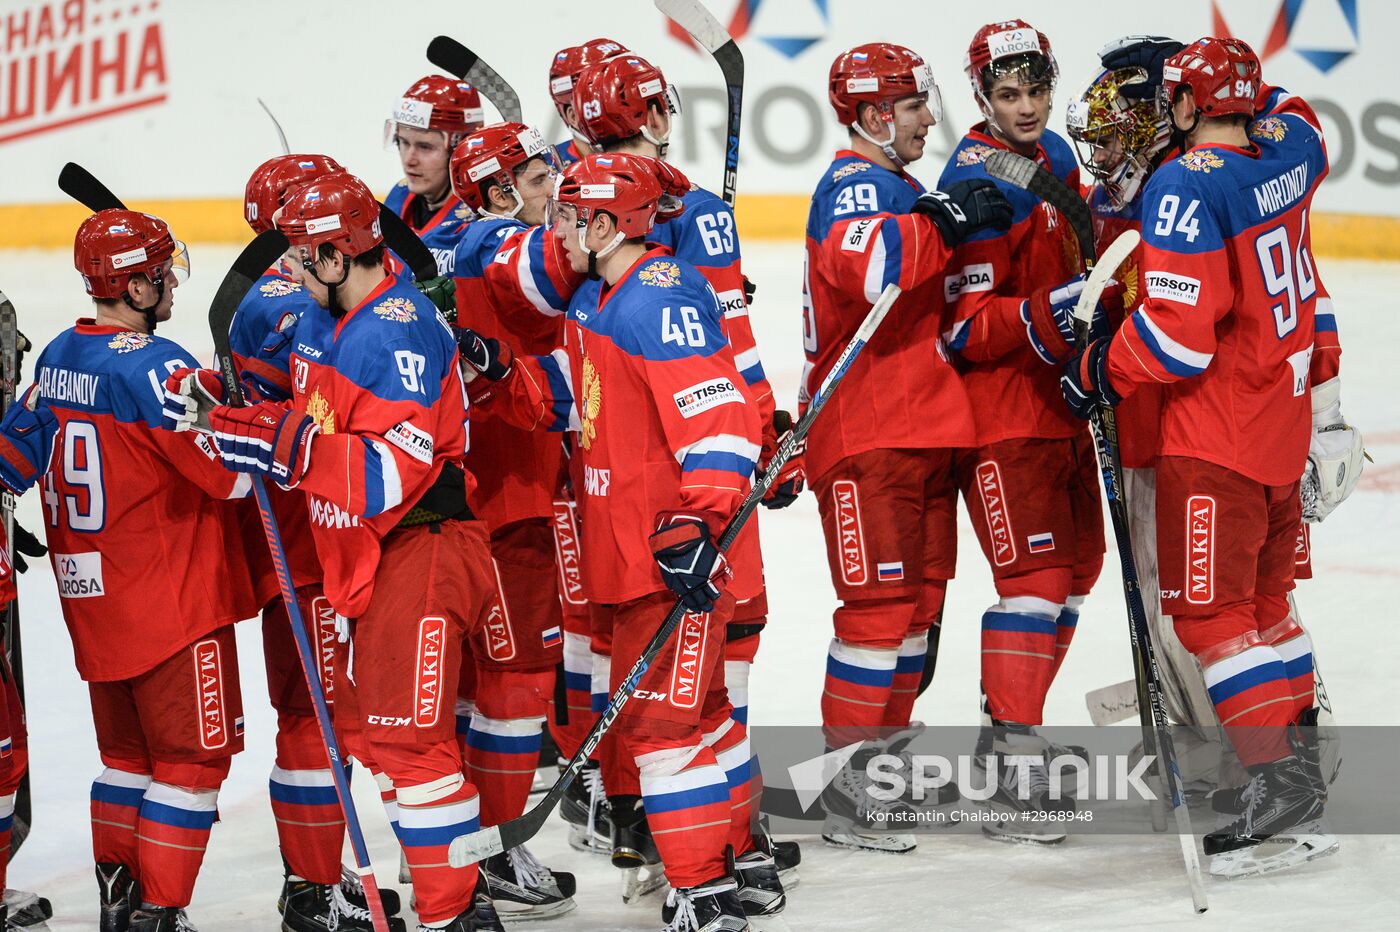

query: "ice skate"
xmin=612 ymin=796 xmax=669 ymax=903
xmin=3 ymin=888 xmax=53 ymax=929
xmin=559 ymin=761 xmax=612 ymax=853
xmin=660 ymin=876 xmax=750 ymax=932
xmin=970 ymin=723 xmax=1075 ymax=845
xmin=96 ymin=863 xmax=139 ymax=932
xmin=279 ymin=872 xmax=406 ymax=931
xmin=819 ymin=745 xmax=918 ymax=853
xmin=127 ymin=907 xmax=198 ymax=932
xmin=1205 ymin=756 xmax=1337 ymax=878
xmin=734 ymin=836 xmax=786 ymax=917
xmin=753 ymin=823 xmax=800 ymax=888
xmin=337 ymin=865 xmax=402 ymax=919
xmin=480 ymin=845 xmax=577 ymax=922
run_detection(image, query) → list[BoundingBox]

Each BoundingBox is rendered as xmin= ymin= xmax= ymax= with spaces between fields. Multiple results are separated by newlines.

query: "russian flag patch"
xmin=234 ymin=716 xmax=245 ymax=737
xmin=542 ymin=626 xmax=563 ymax=648
xmin=877 ymin=562 xmax=904 ymax=581
xmin=852 ymin=51 xmax=869 ymax=63
xmin=1027 ymin=533 xmax=1056 ymax=554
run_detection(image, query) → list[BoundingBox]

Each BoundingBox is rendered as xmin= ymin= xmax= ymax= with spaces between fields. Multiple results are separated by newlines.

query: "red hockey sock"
xmin=91 ymin=767 xmax=149 ymax=875
xmin=0 ymin=792 xmax=13 ymax=892
xmin=466 ymin=712 xmax=544 ymax=827
xmin=822 ymin=639 xmax=897 ymax=742
xmin=634 ymin=742 xmax=731 ymax=888
xmin=981 ymin=597 xmax=1060 ymax=726
xmin=1180 ymin=619 xmax=1294 ymax=767
xmin=137 ymin=783 xmax=220 ymax=908
xmin=1050 ymin=595 xmax=1084 ymax=684
xmin=269 ymin=713 xmax=346 ymax=884
xmin=549 ymin=622 xmax=596 ymax=759
xmin=1261 ymin=609 xmax=1315 ymax=719
xmin=377 ymin=740 xmax=478 ymax=926
xmin=882 ymin=630 xmax=929 ymax=727
xmin=705 ymin=719 xmax=757 ymax=855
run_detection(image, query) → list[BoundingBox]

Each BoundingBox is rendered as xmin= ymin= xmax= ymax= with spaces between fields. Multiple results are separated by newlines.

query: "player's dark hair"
xmin=316 ymin=241 xmax=386 ymax=270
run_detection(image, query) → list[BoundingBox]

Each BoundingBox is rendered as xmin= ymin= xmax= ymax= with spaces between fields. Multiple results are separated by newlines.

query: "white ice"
xmin=2 ymin=242 xmax=1398 ymax=929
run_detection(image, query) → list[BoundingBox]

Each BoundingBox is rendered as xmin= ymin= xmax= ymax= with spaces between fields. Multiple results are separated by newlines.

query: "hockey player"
xmin=2 ymin=210 xmax=266 ymax=931
xmin=547 ymin=38 xmax=628 ymax=164
xmin=1060 ymin=37 xmax=1350 ymax=875
xmin=445 ymin=123 xmax=580 ymax=920
xmin=1071 ymin=38 xmax=1355 ymax=807
xmin=802 ymin=42 xmax=1011 ymax=852
xmin=384 ymin=75 xmax=484 ymax=279
xmin=936 ymin=19 xmax=1107 ymax=842
xmin=461 ymin=151 xmax=769 ymax=931
xmin=236 ymin=154 xmax=406 ymax=931
xmin=169 ymin=172 xmax=501 ymax=930
xmin=570 ymin=51 xmax=801 ymax=889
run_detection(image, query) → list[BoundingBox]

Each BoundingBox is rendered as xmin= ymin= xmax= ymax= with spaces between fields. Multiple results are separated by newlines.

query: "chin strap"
xmin=641 ymin=125 xmax=671 ymax=160
xmin=578 ymin=223 xmax=625 ymax=281
xmin=122 ymin=265 xmax=166 ymax=333
xmin=310 ymin=255 xmax=353 ymax=318
xmin=852 ymin=119 xmax=904 ymax=167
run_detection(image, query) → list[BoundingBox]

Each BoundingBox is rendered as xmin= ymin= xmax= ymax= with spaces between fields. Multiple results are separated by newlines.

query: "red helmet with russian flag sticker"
xmin=275 ymin=172 xmax=383 ymax=260
xmin=1160 ymin=37 xmax=1261 ymax=119
xmin=450 ymin=122 xmax=559 ymax=216
xmin=549 ymin=152 xmax=689 ymax=259
xmin=74 ymin=208 xmax=189 ymax=300
xmin=244 ymin=154 xmax=346 ymax=234
xmin=570 ymin=54 xmax=680 ymax=151
xmin=549 ymin=37 xmax=629 ymax=121
xmin=828 ymin=43 xmax=941 ymax=127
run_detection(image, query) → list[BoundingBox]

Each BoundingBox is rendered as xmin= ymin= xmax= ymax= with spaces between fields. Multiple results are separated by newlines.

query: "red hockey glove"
xmin=207 ymin=402 xmax=317 ymax=488
xmin=760 ymin=409 xmax=805 ymax=510
xmin=649 ymin=511 xmax=731 ymax=613
xmin=163 ymin=367 xmax=234 ymax=432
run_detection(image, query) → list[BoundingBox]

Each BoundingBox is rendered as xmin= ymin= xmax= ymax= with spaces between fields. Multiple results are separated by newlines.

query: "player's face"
xmin=513 ymin=158 xmax=555 ymax=227
xmin=287 ymin=247 xmax=337 ymax=309
xmin=128 ymin=258 xmax=179 ymax=323
xmin=890 ymin=94 xmax=936 ymax=164
xmin=394 ymin=125 xmax=453 ymax=199
xmin=985 ymin=73 xmax=1051 ymax=151
xmin=551 ymin=203 xmax=590 ymax=272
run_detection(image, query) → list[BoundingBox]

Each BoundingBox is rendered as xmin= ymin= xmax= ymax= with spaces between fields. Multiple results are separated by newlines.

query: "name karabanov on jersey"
xmin=37 ymin=366 xmax=100 ymax=406
xmin=1254 ymin=162 xmax=1309 ymax=218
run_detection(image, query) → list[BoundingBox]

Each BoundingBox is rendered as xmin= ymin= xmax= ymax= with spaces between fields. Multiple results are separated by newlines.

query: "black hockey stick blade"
xmin=984 ymin=149 xmax=1095 ymax=266
xmin=655 ymin=0 xmax=744 ymax=207
xmin=426 ymin=35 xmax=522 ymax=123
xmin=378 ymin=204 xmax=440 ymax=283
xmin=209 ymin=230 xmax=290 ymax=406
xmin=58 ymin=163 xmax=126 ymax=211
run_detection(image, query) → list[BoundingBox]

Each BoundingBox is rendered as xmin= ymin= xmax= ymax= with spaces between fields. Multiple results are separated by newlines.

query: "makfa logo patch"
xmin=668 ymin=611 xmax=708 ymax=710
xmin=485 ymin=561 xmax=517 ymax=662
xmin=832 ymin=480 xmax=867 ymax=586
xmin=552 ymin=501 xmax=586 ymax=607
xmin=975 ymin=461 xmax=1017 ymax=566
xmin=1185 ymin=495 xmax=1215 ymax=605
xmin=193 ymin=638 xmax=228 ymax=750
xmin=414 ymin=616 xmax=448 ymax=726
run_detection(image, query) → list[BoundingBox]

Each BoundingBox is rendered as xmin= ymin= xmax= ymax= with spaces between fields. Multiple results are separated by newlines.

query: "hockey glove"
xmin=1300 ymin=377 xmax=1366 ymax=523
xmin=1098 ymin=36 xmax=1187 ymax=99
xmin=16 ymin=330 xmax=31 ymax=376
xmin=912 ymin=179 xmax=1014 ymax=249
xmin=207 ymin=402 xmax=317 ymax=489
xmin=457 ymin=328 xmax=514 ymax=383
xmin=12 ymin=522 xmax=46 ymax=574
xmin=1021 ymin=275 xmax=1113 ymax=364
xmin=650 ymin=512 xmax=731 ymax=613
xmin=0 ymin=384 xmax=58 ymax=494
xmin=163 ymin=367 xmax=229 ymax=432
xmin=743 ymin=275 xmax=757 ymax=306
xmin=1061 ymin=337 xmax=1122 ymax=420
xmin=416 ymin=275 xmax=458 ymax=322
xmin=760 ymin=410 xmax=806 ymax=510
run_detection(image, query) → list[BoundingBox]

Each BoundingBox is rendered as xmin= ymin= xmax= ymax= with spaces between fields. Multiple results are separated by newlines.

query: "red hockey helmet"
xmin=244 ymin=154 xmax=346 ymax=234
xmin=450 ymin=122 xmax=558 ymax=215
xmin=570 ymin=54 xmax=680 ymax=149
xmin=828 ymin=43 xmax=941 ymax=127
xmin=550 ymin=153 xmax=689 ymax=257
xmin=549 ymin=37 xmax=629 ymax=120
xmin=275 ymin=172 xmax=383 ymax=260
xmin=74 ymin=209 xmax=189 ymax=300
xmin=1160 ymin=37 xmax=1261 ymax=119
xmin=965 ymin=19 xmax=1058 ymax=100
xmin=387 ymin=75 xmax=485 ymax=146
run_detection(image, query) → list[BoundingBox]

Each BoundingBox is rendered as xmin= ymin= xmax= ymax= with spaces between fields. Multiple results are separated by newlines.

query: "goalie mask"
xmin=1067 ymin=66 xmax=1172 ymax=211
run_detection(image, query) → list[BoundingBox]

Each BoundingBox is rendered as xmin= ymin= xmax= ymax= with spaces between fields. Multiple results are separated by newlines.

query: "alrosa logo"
xmin=832 ymin=480 xmax=867 ymax=586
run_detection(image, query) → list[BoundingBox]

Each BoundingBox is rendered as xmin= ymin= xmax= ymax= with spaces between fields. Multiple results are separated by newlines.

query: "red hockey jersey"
xmin=801 ymin=150 xmax=977 ymax=482
xmin=28 ymin=322 xmax=259 ymax=681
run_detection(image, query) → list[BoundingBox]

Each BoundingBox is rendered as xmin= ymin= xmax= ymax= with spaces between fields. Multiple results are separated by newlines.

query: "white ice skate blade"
xmin=496 ymin=896 xmax=578 ymax=923
xmin=1209 ymin=831 xmax=1339 ymax=879
xmin=774 ymin=867 xmax=801 ymax=890
xmin=620 ymin=864 xmax=669 ymax=905
xmin=567 ymin=826 xmax=611 ymax=854
xmin=820 ymin=821 xmax=917 ymax=854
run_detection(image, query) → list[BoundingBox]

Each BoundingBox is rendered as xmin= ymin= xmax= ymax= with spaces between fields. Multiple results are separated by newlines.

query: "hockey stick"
xmin=655 ymin=0 xmax=744 ymax=208
xmin=0 ymin=290 xmax=32 ymax=854
xmin=448 ymin=283 xmax=903 ymax=867
xmin=378 ymin=203 xmax=441 ymax=283
xmin=208 ymin=232 xmax=395 ymax=932
xmin=1074 ymin=230 xmax=1209 ymax=914
xmin=1086 ymin=678 xmax=1140 ymax=725
xmin=256 ymin=97 xmax=292 ymax=154
xmin=426 ymin=35 xmax=522 ymax=123
xmin=58 ymin=163 xmax=124 ymax=212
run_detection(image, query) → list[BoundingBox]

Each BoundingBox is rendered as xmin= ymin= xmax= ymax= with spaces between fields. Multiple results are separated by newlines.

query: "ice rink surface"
xmin=2 ymin=242 xmax=1398 ymax=929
